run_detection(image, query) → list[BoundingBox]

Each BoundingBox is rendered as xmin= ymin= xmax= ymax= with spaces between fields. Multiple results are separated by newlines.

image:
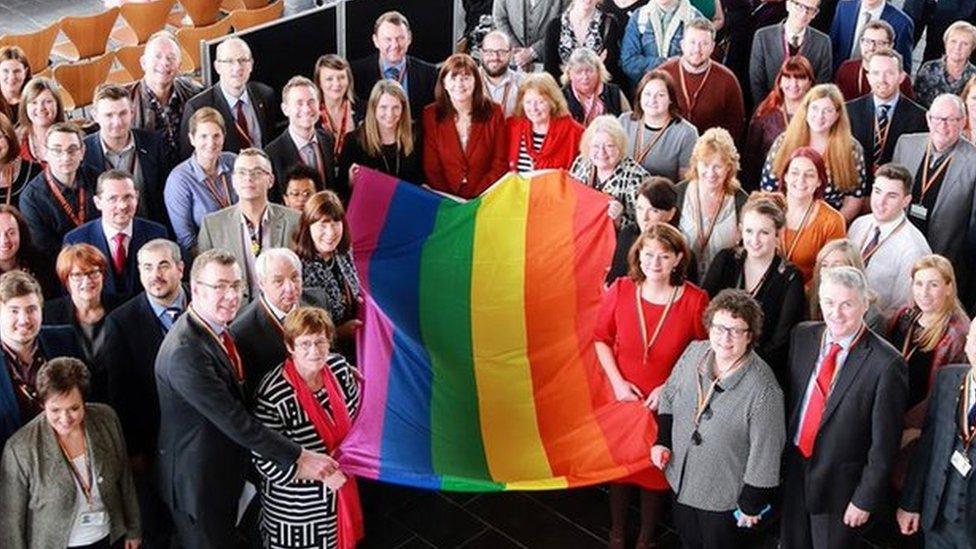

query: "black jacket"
xmin=846 ymin=94 xmax=927 ymax=188
xmin=178 ymin=81 xmax=279 ymax=159
xmin=228 ymin=296 xmax=289 ymax=399
xmin=350 ymin=53 xmax=438 ymax=120
xmin=263 ymin=127 xmax=340 ymax=203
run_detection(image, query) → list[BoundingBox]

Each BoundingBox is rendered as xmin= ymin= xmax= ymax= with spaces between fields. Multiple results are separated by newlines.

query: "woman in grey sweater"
xmin=651 ymin=289 xmax=785 ymax=548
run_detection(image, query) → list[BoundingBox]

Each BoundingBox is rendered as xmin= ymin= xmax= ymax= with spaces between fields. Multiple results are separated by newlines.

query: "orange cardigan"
xmin=422 ymin=102 xmax=509 ymax=199
xmin=780 ymin=200 xmax=847 ymax=283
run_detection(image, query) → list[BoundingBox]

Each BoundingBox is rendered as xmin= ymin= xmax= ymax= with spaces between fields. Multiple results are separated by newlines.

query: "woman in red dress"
xmin=595 ymin=222 xmax=709 ymax=549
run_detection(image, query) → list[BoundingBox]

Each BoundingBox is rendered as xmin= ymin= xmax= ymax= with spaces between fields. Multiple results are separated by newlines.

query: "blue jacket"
xmin=829 ymin=0 xmax=915 ymax=73
xmin=63 ymin=217 xmax=168 ymax=299
xmin=619 ymin=1 xmax=703 ymax=85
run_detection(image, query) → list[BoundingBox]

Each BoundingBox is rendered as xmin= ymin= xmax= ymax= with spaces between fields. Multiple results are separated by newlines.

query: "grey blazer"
xmin=891 ymin=133 xmax=976 ymax=292
xmin=493 ymin=0 xmax=572 ymax=57
xmin=0 ymin=404 xmax=141 ymax=549
xmin=196 ymin=203 xmax=300 ymax=303
xmin=749 ymin=23 xmax=833 ymax=103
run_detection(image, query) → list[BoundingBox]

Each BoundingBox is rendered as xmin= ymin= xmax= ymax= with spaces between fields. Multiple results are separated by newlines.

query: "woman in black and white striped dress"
xmin=253 ymin=307 xmax=363 ymax=549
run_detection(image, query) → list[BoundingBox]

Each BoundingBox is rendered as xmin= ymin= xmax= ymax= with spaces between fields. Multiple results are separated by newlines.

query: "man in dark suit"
xmin=264 ymin=76 xmax=340 ymax=203
xmin=155 ymin=249 xmax=337 ymax=549
xmin=350 ymin=10 xmax=438 ymax=119
xmin=63 ymin=170 xmax=168 ymax=299
xmin=229 ymin=247 xmax=303 ymax=396
xmin=196 ymin=149 xmax=300 ymax=304
xmin=903 ymin=0 xmax=976 ymax=62
xmin=898 ymin=318 xmax=976 ymax=546
xmin=100 ymin=238 xmax=185 ymax=549
xmin=829 ymin=0 xmax=914 ymax=73
xmin=781 ymin=266 xmax=908 ymax=549
xmin=749 ymin=0 xmax=833 ymax=102
xmin=85 ymin=84 xmax=170 ymax=230
xmin=19 ymin=122 xmax=100 ymax=259
xmin=0 ymin=271 xmax=83 ymax=447
xmin=178 ymin=37 xmax=278 ymax=159
xmin=891 ymin=94 xmax=976 ymax=302
xmin=846 ymin=48 xmax=927 ymax=185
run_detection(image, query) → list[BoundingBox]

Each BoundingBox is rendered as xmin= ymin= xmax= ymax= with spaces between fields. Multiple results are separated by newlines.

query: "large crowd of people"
xmin=0 ymin=0 xmax=976 ymax=547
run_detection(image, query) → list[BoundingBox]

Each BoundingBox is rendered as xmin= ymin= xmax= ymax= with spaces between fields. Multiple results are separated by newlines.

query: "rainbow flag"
xmin=339 ymin=168 xmax=655 ymax=491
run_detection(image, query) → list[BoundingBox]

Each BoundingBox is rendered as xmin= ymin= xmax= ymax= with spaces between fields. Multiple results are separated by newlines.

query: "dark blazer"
xmin=350 ymin=53 xmax=438 ymax=119
xmin=784 ymin=322 xmax=908 ymax=514
xmin=228 ymin=296 xmax=288 ymax=398
xmin=0 ymin=325 xmax=83 ymax=446
xmin=154 ymin=310 xmax=301 ymax=524
xmin=701 ymin=249 xmax=806 ymax=378
xmin=561 ymin=82 xmax=626 ymax=124
xmin=901 ymin=365 xmax=976 ymax=545
xmin=749 ymin=23 xmax=833 ymax=103
xmin=63 ymin=217 xmax=169 ymax=299
xmin=846 ymin=94 xmax=927 ymax=183
xmin=0 ymin=404 xmax=141 ymax=548
xmin=178 ymin=81 xmax=278 ymax=159
xmin=83 ymin=129 xmax=171 ymax=229
xmin=263 ymin=127 xmax=340 ymax=203
xmin=100 ymin=290 xmax=182 ymax=457
xmin=19 ymin=166 xmax=100 ymax=259
xmin=829 ymin=0 xmax=915 ymax=72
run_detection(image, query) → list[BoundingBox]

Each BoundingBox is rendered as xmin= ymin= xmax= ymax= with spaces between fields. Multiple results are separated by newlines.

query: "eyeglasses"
xmin=929 ymin=115 xmax=963 ymax=125
xmin=482 ymin=48 xmax=511 ymax=57
xmin=710 ymin=323 xmax=751 ymax=338
xmin=68 ymin=269 xmax=103 ymax=282
xmin=788 ymin=0 xmax=820 ymax=15
xmin=859 ymin=38 xmax=891 ymax=48
xmin=293 ymin=337 xmax=330 ymax=352
xmin=46 ymin=146 xmax=82 ymax=157
xmin=234 ymin=167 xmax=270 ymax=179
xmin=216 ymin=57 xmax=253 ymax=66
xmin=196 ymin=280 xmax=244 ymax=294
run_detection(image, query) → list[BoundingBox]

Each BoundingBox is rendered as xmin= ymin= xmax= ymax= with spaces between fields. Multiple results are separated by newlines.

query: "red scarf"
xmin=283 ymin=358 xmax=363 ymax=549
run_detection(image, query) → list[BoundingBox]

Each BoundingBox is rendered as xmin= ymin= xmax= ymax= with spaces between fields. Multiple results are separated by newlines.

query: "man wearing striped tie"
xmin=780 ymin=266 xmax=907 ymax=549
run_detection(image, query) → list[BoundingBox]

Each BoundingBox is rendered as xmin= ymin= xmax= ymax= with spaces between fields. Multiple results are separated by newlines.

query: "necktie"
xmin=852 ymin=11 xmax=873 ymax=57
xmin=220 ymin=331 xmax=244 ymax=382
xmin=873 ymin=104 xmax=890 ymax=169
xmin=161 ymin=307 xmax=181 ymax=331
xmin=111 ymin=233 xmax=126 ymax=275
xmin=861 ymin=226 xmax=881 ymax=262
xmin=303 ymin=141 xmax=326 ymax=184
xmin=968 ymin=400 xmax=976 ymax=429
xmin=797 ymin=342 xmax=843 ymax=458
xmin=235 ymin=100 xmax=253 ymax=147
xmin=383 ymin=66 xmax=401 ymax=81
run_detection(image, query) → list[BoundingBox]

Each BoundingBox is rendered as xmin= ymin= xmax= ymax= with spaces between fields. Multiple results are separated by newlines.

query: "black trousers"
xmin=780 ymin=452 xmax=864 ymax=549
xmin=132 ymin=463 xmax=174 ymax=549
xmin=673 ymin=501 xmax=739 ymax=549
xmin=68 ymin=536 xmax=112 ymax=549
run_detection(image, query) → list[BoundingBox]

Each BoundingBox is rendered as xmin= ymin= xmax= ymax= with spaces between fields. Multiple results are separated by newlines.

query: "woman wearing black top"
xmin=0 ymin=112 xmax=39 ymax=208
xmin=342 ymin=80 xmax=423 ymax=186
xmin=702 ymin=193 xmax=805 ymax=378
xmin=0 ymin=204 xmax=57 ymax=298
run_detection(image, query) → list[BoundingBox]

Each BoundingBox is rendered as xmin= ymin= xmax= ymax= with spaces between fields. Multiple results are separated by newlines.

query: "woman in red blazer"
xmin=506 ymin=73 xmax=584 ymax=172
xmin=422 ymin=54 xmax=509 ymax=199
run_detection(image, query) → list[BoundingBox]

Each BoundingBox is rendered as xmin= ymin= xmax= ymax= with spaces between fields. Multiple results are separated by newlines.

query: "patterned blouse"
xmin=914 ymin=57 xmax=976 ymax=108
xmin=301 ymin=252 xmax=362 ymax=326
xmin=558 ymin=10 xmax=606 ymax=65
xmin=253 ymin=354 xmax=361 ymax=549
xmin=569 ymin=155 xmax=649 ymax=229
xmin=759 ymin=133 xmax=867 ymax=211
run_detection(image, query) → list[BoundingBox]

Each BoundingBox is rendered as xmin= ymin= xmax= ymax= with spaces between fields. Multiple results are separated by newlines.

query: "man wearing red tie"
xmin=154 ymin=249 xmax=339 ymax=548
xmin=781 ymin=265 xmax=907 ymax=548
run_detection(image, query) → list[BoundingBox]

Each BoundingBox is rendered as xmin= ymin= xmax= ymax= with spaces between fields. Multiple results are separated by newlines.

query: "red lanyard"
xmin=56 ymin=428 xmax=95 ymax=507
xmin=202 ymin=172 xmax=232 ymax=209
xmin=45 ymin=168 xmax=86 ymax=227
xmin=321 ymin=101 xmax=350 ymax=156
xmin=678 ymin=62 xmax=713 ymax=115
xmin=919 ymin=142 xmax=954 ymax=201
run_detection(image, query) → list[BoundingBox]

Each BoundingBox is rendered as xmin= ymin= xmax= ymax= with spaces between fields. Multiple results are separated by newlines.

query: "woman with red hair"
xmin=743 ymin=56 xmax=814 ymax=188
xmin=422 ymin=53 xmax=508 ymax=199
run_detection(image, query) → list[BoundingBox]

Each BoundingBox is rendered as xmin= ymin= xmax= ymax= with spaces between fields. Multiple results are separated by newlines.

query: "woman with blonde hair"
xmin=15 ymin=77 xmax=66 ymax=166
xmin=343 ymin=80 xmax=422 ymax=184
xmin=559 ymin=48 xmax=630 ymax=126
xmin=506 ymin=73 xmax=584 ymax=172
xmin=808 ymin=238 xmax=885 ymax=332
xmin=760 ymin=84 xmax=867 ymax=222
xmin=569 ymin=114 xmax=648 ymax=229
xmin=674 ymin=127 xmax=749 ymax=279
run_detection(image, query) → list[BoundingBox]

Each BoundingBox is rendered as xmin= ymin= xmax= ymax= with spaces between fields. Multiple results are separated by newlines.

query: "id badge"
xmin=78 ymin=510 xmax=108 ymax=526
xmin=909 ymin=204 xmax=928 ymax=221
xmin=951 ymin=449 xmax=972 ymax=477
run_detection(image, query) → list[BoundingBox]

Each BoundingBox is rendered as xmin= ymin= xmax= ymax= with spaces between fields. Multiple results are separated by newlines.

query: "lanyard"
xmin=575 ymin=85 xmax=603 ymax=127
xmin=859 ymin=217 xmax=907 ymax=264
xmin=45 ymin=168 xmax=86 ymax=227
xmin=321 ymin=101 xmax=350 ymax=157
xmin=960 ymin=373 xmax=976 ymax=450
xmin=380 ymin=144 xmax=402 ymax=177
xmin=693 ymin=184 xmax=728 ymax=257
xmin=635 ymin=284 xmax=679 ymax=364
xmin=919 ymin=143 xmax=954 ymax=202
xmin=0 ymin=161 xmax=17 ymax=205
xmin=900 ymin=320 xmax=921 ymax=362
xmin=55 ymin=428 xmax=96 ymax=508
xmin=737 ymin=258 xmax=773 ymax=298
xmin=634 ymin=118 xmax=672 ymax=165
xmin=678 ymin=62 xmax=713 ymax=116
xmin=781 ymin=200 xmax=817 ymax=263
xmin=873 ymin=108 xmax=891 ymax=158
xmin=202 ymin=171 xmax=232 ymax=209
xmin=693 ymin=350 xmax=748 ymax=430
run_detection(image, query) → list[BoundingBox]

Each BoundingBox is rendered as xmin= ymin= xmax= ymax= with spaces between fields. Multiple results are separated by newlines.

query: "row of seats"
xmin=0 ymin=0 xmax=284 ymax=111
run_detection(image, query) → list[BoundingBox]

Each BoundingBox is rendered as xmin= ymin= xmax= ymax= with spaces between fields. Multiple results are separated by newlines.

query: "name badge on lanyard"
xmin=908 ymin=203 xmax=928 ymax=221
xmin=952 ymin=450 xmax=972 ymax=477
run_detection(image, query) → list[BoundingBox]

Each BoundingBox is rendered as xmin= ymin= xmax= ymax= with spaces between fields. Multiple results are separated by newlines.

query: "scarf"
xmin=283 ymin=357 xmax=363 ymax=549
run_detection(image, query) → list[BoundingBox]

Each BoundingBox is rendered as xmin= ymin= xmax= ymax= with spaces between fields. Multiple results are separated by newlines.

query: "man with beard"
xmin=479 ymin=30 xmax=525 ymax=117
xmin=100 ymin=238 xmax=185 ymax=548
